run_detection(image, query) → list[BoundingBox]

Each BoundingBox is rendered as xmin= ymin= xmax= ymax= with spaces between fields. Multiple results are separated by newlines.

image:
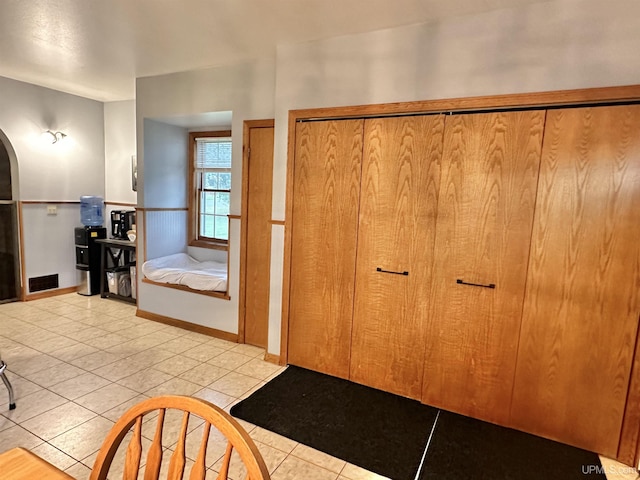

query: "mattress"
xmin=141 ymin=253 xmax=227 ymax=292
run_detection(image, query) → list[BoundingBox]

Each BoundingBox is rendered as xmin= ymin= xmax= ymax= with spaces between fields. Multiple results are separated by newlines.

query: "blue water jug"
xmin=80 ymin=196 xmax=103 ymax=226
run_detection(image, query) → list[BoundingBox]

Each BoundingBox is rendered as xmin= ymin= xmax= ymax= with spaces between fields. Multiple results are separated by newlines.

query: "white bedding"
xmin=141 ymin=253 xmax=227 ymax=292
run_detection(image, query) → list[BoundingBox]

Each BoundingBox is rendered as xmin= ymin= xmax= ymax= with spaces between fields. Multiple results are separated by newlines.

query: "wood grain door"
xmin=510 ymin=105 xmax=640 ymax=456
xmin=422 ymin=111 xmax=545 ymax=424
xmin=242 ymin=123 xmax=274 ymax=348
xmin=288 ymin=119 xmax=364 ymax=379
xmin=349 ymin=115 xmax=444 ymax=399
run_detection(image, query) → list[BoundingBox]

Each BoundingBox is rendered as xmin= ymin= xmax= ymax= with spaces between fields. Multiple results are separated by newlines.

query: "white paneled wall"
xmin=143 ymin=210 xmax=187 ymax=261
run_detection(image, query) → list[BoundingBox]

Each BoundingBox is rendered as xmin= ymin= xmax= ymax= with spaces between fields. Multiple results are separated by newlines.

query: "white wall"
xmin=136 ymin=57 xmax=275 ymax=334
xmin=265 ymin=0 xmax=640 ymax=355
xmin=105 ymin=100 xmax=137 ymax=205
xmin=142 ymin=119 xmax=188 ymax=208
xmin=0 ymin=76 xmax=105 ymax=294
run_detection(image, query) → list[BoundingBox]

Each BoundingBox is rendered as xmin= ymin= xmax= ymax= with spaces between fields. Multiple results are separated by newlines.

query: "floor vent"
xmin=28 ymin=274 xmax=59 ymax=292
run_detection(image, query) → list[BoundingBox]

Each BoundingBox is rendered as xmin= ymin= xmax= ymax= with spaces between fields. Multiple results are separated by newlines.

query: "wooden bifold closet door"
xmin=422 ymin=111 xmax=545 ymax=424
xmin=288 ymin=119 xmax=364 ymax=379
xmin=349 ymin=115 xmax=444 ymax=399
xmin=510 ymin=105 xmax=640 ymax=456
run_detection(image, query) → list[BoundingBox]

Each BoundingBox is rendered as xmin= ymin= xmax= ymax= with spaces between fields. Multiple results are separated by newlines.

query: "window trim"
xmin=188 ymin=130 xmax=232 ymax=250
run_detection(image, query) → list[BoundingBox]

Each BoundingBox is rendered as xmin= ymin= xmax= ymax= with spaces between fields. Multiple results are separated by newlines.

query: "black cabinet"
xmin=96 ymin=238 xmax=136 ymax=304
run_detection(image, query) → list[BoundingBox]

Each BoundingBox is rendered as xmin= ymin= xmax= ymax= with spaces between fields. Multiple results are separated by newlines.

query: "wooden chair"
xmin=90 ymin=395 xmax=270 ymax=480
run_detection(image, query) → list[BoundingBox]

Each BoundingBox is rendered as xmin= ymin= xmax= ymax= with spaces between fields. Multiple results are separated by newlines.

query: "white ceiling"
xmin=0 ymin=0 xmax=552 ymax=102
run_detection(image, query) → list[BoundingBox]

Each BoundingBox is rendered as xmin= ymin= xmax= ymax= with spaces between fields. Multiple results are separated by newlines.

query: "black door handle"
xmin=456 ymin=279 xmax=495 ymax=289
xmin=377 ymin=267 xmax=409 ymax=276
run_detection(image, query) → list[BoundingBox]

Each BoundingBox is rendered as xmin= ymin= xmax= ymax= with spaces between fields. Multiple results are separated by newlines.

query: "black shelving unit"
xmin=96 ymin=238 xmax=136 ymax=304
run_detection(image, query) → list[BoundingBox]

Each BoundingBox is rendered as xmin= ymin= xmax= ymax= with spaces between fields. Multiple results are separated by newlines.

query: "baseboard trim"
xmin=264 ymin=353 xmax=283 ymax=365
xmin=136 ymin=308 xmax=238 ymax=343
xmin=25 ymin=286 xmax=77 ymax=301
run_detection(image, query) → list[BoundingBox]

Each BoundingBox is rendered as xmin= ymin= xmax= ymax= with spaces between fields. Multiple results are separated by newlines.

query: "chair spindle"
xmin=123 ymin=416 xmax=143 ymax=480
xmin=216 ymin=442 xmax=234 ymax=480
xmin=167 ymin=411 xmax=190 ymax=480
xmin=144 ymin=408 xmax=165 ymax=480
xmin=189 ymin=421 xmax=211 ymax=480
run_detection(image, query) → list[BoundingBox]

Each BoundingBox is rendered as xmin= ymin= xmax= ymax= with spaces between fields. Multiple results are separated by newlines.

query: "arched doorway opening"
xmin=0 ymin=131 xmax=21 ymax=303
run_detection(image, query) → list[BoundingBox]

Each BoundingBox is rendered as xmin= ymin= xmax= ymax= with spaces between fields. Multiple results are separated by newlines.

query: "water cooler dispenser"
xmin=76 ymin=196 xmax=106 ymax=295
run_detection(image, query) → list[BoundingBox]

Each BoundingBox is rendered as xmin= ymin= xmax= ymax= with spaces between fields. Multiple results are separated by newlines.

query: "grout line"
xmin=414 ymin=409 xmax=440 ymax=480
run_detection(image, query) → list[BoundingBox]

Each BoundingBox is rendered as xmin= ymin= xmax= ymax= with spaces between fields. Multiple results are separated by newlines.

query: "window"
xmin=189 ymin=131 xmax=232 ymax=248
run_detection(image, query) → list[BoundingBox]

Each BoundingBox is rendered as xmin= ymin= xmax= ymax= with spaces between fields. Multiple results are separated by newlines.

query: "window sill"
xmin=141 ymin=278 xmax=230 ymax=300
xmin=189 ymin=239 xmax=228 ymax=251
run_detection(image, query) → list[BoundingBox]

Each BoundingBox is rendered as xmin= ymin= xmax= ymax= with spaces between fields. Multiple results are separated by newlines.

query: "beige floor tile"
xmin=339 ymin=463 xmax=391 ymax=480
xmin=144 ymin=376 xmax=203 ymax=397
xmin=64 ymin=325 xmax=110 ymax=343
xmin=154 ymin=354 xmax=202 ymax=376
xmin=21 ymin=401 xmax=97 ymax=440
xmin=117 ymin=368 xmax=175 ymax=393
xmin=69 ymin=350 xmax=121 ymax=371
xmin=179 ymin=364 xmax=230 ymax=387
xmin=181 ymin=343 xmax=226 ymax=363
xmin=99 ymin=318 xmax=137 ymax=333
xmin=22 ymin=362 xmax=86 ymax=387
xmin=91 ymin=356 xmax=149 ymax=382
xmin=193 ymin=387 xmax=237 ymax=409
xmin=272 ymin=455 xmax=339 ymax=480
xmin=0 ymin=424 xmax=44 ymax=452
xmin=64 ymin=461 xmax=92 ymax=480
xmin=51 ymin=321 xmax=90 ymax=335
xmin=31 ymin=442 xmax=80 ymax=471
xmin=113 ymin=333 xmax=171 ymax=352
xmin=75 ymin=383 xmax=140 ymax=414
xmin=235 ymin=358 xmax=284 ymax=381
xmin=229 ymin=343 xmax=265 ymax=358
xmin=11 ymin=327 xmax=60 ymax=345
xmin=0 ymin=415 xmax=15 ymax=432
xmin=180 ymin=331 xmax=216 ymax=344
xmin=205 ymin=337 xmax=237 ymax=350
xmin=8 ymin=352 xmax=63 ymax=376
xmin=157 ymin=336 xmax=208 ymax=354
xmin=291 ymin=444 xmax=346 ymax=474
xmin=123 ymin=347 xmax=176 ymax=369
xmin=83 ymin=332 xmax=130 ymax=350
xmin=249 ymin=427 xmax=298 ymax=454
xmin=207 ymin=372 xmax=262 ymax=398
xmin=49 ymin=342 xmax=99 ymax=362
xmin=1 ymin=389 xmax=67 ymax=423
xmin=101 ymin=394 xmax=151 ymax=422
xmin=49 ymin=372 xmax=112 ymax=400
xmin=207 ymin=351 xmax=253 ymax=370
xmin=30 ymin=334 xmax=80 ymax=354
xmin=50 ymin=415 xmax=115 ymax=461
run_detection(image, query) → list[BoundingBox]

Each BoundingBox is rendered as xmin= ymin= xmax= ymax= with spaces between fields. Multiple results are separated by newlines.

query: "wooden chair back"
xmin=90 ymin=395 xmax=270 ymax=480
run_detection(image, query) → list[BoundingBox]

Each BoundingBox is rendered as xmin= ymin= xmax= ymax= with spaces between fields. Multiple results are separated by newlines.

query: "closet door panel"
xmin=422 ymin=111 xmax=545 ymax=423
xmin=350 ymin=115 xmax=444 ymax=399
xmin=510 ymin=106 xmax=640 ymax=456
xmin=288 ymin=119 xmax=364 ymax=379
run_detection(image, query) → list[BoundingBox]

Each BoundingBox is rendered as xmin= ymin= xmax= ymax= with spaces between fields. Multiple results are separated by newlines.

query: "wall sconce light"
xmin=45 ymin=130 xmax=67 ymax=144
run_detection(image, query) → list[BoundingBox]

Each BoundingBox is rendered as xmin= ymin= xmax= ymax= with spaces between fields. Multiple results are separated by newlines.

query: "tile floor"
xmin=0 ymin=294 xmax=385 ymax=480
xmin=0 ymin=294 xmax=637 ymax=480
